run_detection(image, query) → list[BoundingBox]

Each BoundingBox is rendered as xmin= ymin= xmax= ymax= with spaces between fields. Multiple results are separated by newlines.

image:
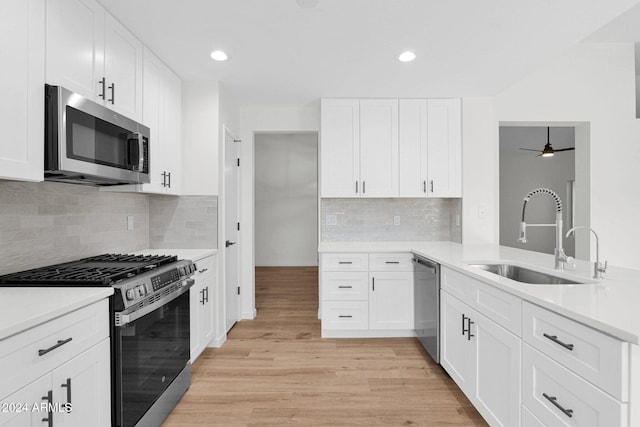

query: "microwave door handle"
xmin=127 ymin=132 xmax=144 ymax=171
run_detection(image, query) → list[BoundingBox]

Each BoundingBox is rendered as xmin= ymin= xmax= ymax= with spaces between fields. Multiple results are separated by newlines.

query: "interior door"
xmin=224 ymin=129 xmax=240 ymax=332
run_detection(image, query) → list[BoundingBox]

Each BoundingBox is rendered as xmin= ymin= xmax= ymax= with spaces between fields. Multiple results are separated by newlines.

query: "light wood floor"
xmin=162 ymin=266 xmax=487 ymax=427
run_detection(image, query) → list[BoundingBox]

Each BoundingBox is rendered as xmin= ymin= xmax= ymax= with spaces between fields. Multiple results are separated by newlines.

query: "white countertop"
xmin=0 ymin=287 xmax=113 ymax=341
xmin=319 ymin=241 xmax=640 ymax=345
xmin=134 ymin=248 xmax=217 ymax=262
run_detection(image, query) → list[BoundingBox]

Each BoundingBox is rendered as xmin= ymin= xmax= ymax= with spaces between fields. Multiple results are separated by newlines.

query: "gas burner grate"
xmin=0 ymin=253 xmax=178 ymax=286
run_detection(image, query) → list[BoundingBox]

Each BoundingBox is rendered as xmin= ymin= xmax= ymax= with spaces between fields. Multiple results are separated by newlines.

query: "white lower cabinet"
xmin=441 ymin=289 xmax=521 ymax=427
xmin=190 ymin=255 xmax=216 ymax=362
xmin=320 ymin=252 xmax=414 ymax=336
xmin=369 ymin=271 xmax=413 ymax=330
xmin=0 ymin=300 xmax=111 ymax=427
xmin=522 ymin=343 xmax=627 ymax=427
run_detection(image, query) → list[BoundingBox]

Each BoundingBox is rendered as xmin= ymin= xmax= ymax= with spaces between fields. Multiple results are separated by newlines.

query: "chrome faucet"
xmin=566 ymin=226 xmax=607 ymax=279
xmin=517 ymin=188 xmax=568 ymax=271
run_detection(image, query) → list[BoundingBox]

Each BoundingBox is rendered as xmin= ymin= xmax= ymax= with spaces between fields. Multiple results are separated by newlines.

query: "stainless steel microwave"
xmin=45 ymin=84 xmax=150 ymax=186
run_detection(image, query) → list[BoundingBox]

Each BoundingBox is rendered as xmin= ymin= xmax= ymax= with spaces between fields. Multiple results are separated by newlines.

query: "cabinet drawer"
xmin=194 ymin=255 xmax=215 ymax=279
xmin=0 ymin=299 xmax=109 ymax=400
xmin=369 ymin=252 xmax=413 ymax=271
xmin=321 ymin=272 xmax=368 ymax=301
xmin=442 ymin=267 xmax=521 ymax=336
xmin=321 ymin=301 xmax=368 ymax=330
xmin=522 ymin=302 xmax=628 ymax=401
xmin=522 ymin=344 xmax=627 ymax=427
xmin=320 ymin=253 xmax=368 ymax=271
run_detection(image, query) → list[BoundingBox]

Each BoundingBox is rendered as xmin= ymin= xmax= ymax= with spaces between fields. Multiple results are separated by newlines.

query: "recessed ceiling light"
xmin=398 ymin=51 xmax=416 ymax=62
xmin=210 ymin=50 xmax=229 ymax=61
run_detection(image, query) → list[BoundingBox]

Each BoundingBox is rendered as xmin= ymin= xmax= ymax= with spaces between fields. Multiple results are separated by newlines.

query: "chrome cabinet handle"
xmin=423 ymin=180 xmax=426 ymax=193
xmin=467 ymin=318 xmax=475 ymax=340
xmin=430 ymin=180 xmax=434 ymax=193
xmin=338 ymin=285 xmax=353 ymax=289
xmin=543 ymin=393 xmax=573 ymax=418
xmin=199 ymin=288 xmax=205 ymax=305
xmin=372 ymin=277 xmax=375 ymax=291
xmin=338 ymin=261 xmax=352 ymax=265
xmin=363 ymin=181 xmax=366 ymax=194
xmin=543 ymin=333 xmax=574 ymax=351
xmin=38 ymin=337 xmax=72 ymax=356
xmin=167 ymin=172 xmax=171 ymax=188
xmin=226 ymin=240 xmax=237 ymax=247
xmin=338 ymin=315 xmax=353 ymax=318
xmin=41 ymin=390 xmax=53 ymax=426
xmin=198 ymin=268 xmax=209 ymax=274
xmin=385 ymin=261 xmax=400 ymax=264
xmin=61 ymin=378 xmax=72 ymax=405
xmin=161 ymin=171 xmax=167 ymax=187
xmin=355 ymin=181 xmax=358 ymax=194
xmin=98 ymin=77 xmax=106 ymax=99
xmin=462 ymin=314 xmax=468 ymax=335
xmin=108 ymin=82 xmax=115 ymax=104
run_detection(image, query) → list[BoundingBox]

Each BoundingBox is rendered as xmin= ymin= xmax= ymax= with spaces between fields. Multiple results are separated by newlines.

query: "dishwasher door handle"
xmin=412 ymin=258 xmax=437 ymax=273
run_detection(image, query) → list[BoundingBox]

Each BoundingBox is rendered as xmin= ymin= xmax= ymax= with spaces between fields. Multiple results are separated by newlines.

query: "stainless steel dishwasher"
xmin=413 ymin=255 xmax=440 ymax=363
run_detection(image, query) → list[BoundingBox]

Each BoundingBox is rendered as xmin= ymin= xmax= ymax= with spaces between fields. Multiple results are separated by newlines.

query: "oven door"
xmin=114 ymin=291 xmax=190 ymax=427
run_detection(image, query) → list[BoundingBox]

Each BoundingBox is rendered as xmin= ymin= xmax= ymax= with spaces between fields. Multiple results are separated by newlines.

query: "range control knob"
xmin=125 ymin=288 xmax=137 ymax=301
xmin=136 ymin=285 xmax=147 ymax=298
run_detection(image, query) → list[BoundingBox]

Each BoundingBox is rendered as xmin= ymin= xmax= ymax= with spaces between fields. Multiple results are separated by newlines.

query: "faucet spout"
xmin=518 ymin=187 xmax=567 ymax=270
xmin=566 ymin=226 xmax=607 ymax=279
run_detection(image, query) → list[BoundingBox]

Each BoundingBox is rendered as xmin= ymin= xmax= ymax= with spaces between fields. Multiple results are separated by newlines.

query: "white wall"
xmin=461 ymin=97 xmax=499 ymax=245
xmin=255 ymin=133 xmax=318 ymax=266
xmin=499 ymin=127 xmax=575 ymax=256
xmin=181 ymin=81 xmax=219 ymax=195
xmin=238 ymin=104 xmax=320 ymax=319
xmin=494 ymin=43 xmax=640 ymax=267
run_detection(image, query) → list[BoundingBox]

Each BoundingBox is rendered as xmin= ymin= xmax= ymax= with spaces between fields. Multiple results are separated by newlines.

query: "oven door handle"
xmin=115 ymin=278 xmax=195 ymax=327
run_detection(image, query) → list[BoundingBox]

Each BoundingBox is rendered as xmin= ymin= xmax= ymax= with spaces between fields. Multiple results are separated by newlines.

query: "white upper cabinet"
xmin=398 ymin=98 xmax=462 ymax=198
xmin=320 ymin=99 xmax=360 ymax=197
xmin=46 ymin=0 xmax=143 ymax=121
xmin=101 ymin=48 xmax=182 ymax=195
xmin=321 ymin=97 xmax=460 ymax=199
xmin=0 ymin=0 xmax=45 ymax=182
xmin=426 ymin=99 xmax=461 ymax=197
xmin=359 ymin=99 xmax=399 ymax=197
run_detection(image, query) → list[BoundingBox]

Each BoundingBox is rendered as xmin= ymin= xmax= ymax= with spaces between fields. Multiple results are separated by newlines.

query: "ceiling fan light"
xmin=542 ymin=152 xmax=554 ymax=157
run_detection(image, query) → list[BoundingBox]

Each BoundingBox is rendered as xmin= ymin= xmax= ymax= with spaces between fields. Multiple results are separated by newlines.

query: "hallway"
xmin=163 ymin=267 xmax=486 ymax=426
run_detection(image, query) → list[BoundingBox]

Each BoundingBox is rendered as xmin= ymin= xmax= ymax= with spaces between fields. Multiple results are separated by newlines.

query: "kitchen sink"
xmin=469 ymin=263 xmax=587 ymax=285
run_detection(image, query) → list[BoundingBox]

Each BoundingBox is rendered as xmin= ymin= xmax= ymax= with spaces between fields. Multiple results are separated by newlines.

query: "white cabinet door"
xmin=440 ymin=290 xmax=475 ymax=391
xmin=398 ymin=99 xmax=428 ymax=197
xmin=140 ymin=47 xmax=165 ymax=192
xmin=426 ymin=99 xmax=461 ymax=197
xmin=0 ymin=375 xmax=51 ymax=427
xmin=0 ymin=0 xmax=44 ymax=182
xmin=45 ymin=0 xmax=104 ymax=101
xmin=320 ymin=99 xmax=360 ymax=197
xmin=103 ymin=13 xmax=143 ymax=121
xmin=162 ymin=68 xmax=182 ymax=195
xmin=368 ymin=272 xmax=413 ymax=329
xmin=190 ymin=275 xmax=215 ymax=362
xmin=359 ymin=99 xmax=399 ymax=197
xmin=52 ymin=340 xmax=111 ymax=427
xmin=473 ymin=309 xmax=521 ymax=427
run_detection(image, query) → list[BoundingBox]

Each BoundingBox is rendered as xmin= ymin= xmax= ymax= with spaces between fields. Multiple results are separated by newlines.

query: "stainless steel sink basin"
xmin=469 ymin=263 xmax=586 ymax=285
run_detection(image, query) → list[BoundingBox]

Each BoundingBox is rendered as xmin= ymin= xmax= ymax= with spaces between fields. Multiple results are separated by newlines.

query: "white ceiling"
xmin=99 ymin=0 xmax=640 ymax=107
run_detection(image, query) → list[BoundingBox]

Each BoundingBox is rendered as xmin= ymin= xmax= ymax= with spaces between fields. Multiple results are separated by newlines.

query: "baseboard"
xmin=321 ymin=329 xmax=417 ymax=339
xmin=208 ymin=333 xmax=227 ymax=348
xmin=241 ymin=308 xmax=257 ymax=320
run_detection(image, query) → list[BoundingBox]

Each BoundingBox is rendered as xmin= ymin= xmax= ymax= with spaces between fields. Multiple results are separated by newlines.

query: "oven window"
xmin=66 ymin=106 xmax=134 ymax=170
xmin=117 ymin=292 xmax=190 ymax=427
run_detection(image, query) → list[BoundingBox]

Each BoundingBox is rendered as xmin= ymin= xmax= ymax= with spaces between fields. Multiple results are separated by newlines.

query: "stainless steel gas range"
xmin=0 ymin=254 xmax=197 ymax=427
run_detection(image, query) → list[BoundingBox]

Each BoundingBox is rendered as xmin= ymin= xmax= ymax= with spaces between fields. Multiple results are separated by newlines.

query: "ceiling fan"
xmin=519 ymin=127 xmax=575 ymax=157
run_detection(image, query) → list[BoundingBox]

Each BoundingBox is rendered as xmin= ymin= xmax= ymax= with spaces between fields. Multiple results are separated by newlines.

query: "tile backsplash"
xmin=149 ymin=195 xmax=217 ymax=249
xmin=321 ymin=198 xmax=462 ymax=242
xmin=0 ymin=181 xmax=150 ymax=274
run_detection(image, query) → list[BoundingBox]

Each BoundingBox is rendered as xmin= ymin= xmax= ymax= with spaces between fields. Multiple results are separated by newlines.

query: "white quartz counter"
xmin=0 ymin=287 xmax=113 ymax=341
xmin=319 ymin=241 xmax=640 ymax=344
xmin=134 ymin=248 xmax=217 ymax=262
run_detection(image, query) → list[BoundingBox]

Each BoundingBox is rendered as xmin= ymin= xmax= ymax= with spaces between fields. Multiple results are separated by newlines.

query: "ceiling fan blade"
xmin=519 ymin=148 xmax=541 ymax=152
xmin=554 ymin=147 xmax=575 ymax=152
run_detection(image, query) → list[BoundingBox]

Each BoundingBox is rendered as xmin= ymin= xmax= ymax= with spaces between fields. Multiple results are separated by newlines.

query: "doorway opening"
xmin=254 ymin=132 xmax=318 ymax=267
xmin=499 ymin=123 xmax=590 ymax=259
